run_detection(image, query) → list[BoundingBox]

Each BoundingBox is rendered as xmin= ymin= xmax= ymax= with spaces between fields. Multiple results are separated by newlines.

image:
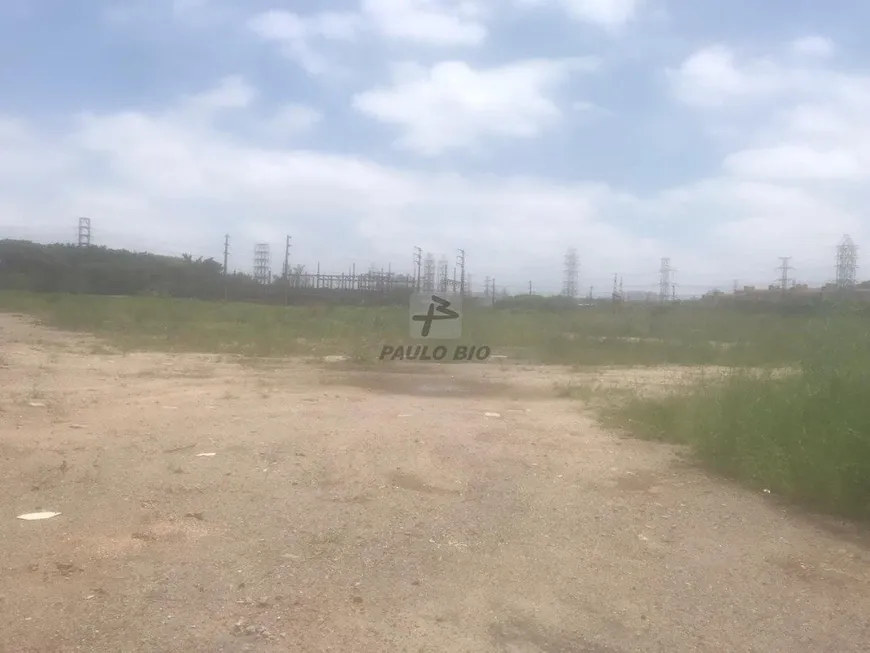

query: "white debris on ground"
xmin=17 ymin=512 xmax=61 ymax=521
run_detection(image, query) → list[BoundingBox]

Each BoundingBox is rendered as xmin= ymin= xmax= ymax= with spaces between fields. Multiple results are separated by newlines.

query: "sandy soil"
xmin=1 ymin=313 xmax=868 ymax=653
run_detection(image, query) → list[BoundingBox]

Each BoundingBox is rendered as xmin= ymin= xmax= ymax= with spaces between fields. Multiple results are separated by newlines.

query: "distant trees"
xmin=0 ymin=240 xmax=226 ymax=298
xmin=0 ymin=240 xmax=410 ymax=306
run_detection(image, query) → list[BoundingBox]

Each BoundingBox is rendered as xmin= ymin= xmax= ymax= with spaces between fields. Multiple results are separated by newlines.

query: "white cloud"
xmin=791 ymin=35 xmax=835 ymax=58
xmin=361 ymin=0 xmax=488 ymax=45
xmin=515 ymin=0 xmax=645 ymax=29
xmin=668 ymin=39 xmax=870 ymax=186
xmin=248 ymin=2 xmax=489 ymax=75
xmin=247 ymin=10 xmax=362 ymax=75
xmin=183 ymin=75 xmax=256 ymax=111
xmin=353 ymin=58 xmax=599 ymax=155
xmin=723 ymin=145 xmax=866 ymax=181
xmin=651 ymin=37 xmax=870 ymax=283
xmin=666 ymin=45 xmax=789 ymax=107
xmin=265 ymin=104 xmax=323 ymax=136
xmin=666 ymin=40 xmax=863 ymax=110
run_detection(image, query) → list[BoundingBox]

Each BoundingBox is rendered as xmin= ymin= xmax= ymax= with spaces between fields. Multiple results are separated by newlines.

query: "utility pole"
xmin=778 ymin=257 xmax=793 ymax=295
xmin=612 ymin=273 xmax=618 ymax=302
xmin=283 ymin=235 xmax=292 ymax=305
xmin=529 ymin=280 xmax=533 ymax=295
xmin=672 ymin=283 xmax=676 ymax=301
xmin=457 ymin=249 xmax=466 ymax=297
xmin=413 ymin=246 xmax=422 ymax=292
xmin=223 ymin=234 xmax=230 ymax=301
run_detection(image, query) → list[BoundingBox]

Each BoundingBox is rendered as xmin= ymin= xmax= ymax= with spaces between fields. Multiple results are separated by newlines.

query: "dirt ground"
xmin=2 ymin=314 xmax=869 ymax=653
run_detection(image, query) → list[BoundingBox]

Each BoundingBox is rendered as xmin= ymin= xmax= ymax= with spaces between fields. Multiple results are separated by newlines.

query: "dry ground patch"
xmin=1 ymin=314 xmax=869 ymax=652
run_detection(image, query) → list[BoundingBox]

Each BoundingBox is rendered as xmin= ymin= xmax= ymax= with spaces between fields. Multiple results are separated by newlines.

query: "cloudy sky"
xmin=1 ymin=0 xmax=867 ymax=295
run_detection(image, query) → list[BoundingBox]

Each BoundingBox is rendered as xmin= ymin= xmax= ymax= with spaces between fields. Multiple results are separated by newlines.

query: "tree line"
xmin=0 ymin=240 xmax=411 ymax=305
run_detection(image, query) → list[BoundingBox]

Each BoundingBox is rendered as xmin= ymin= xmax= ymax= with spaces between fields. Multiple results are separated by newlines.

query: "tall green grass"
xmin=0 ymin=290 xmax=850 ymax=366
xmin=607 ymin=321 xmax=870 ymax=520
xmin=3 ymin=290 xmax=869 ymax=519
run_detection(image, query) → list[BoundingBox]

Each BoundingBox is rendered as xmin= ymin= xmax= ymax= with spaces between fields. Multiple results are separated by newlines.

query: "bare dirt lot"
xmin=2 ymin=314 xmax=869 ymax=652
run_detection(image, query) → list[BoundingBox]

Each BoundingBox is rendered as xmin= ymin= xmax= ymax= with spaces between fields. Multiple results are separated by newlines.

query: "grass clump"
xmin=607 ymin=324 xmax=870 ymax=520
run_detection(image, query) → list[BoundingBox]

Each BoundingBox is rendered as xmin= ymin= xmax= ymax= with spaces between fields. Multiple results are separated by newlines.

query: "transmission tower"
xmin=423 ymin=252 xmax=436 ymax=291
xmin=254 ymin=243 xmax=271 ymax=284
xmin=77 ymin=217 xmax=91 ymax=247
xmin=223 ymin=234 xmax=230 ymax=275
xmin=437 ymin=257 xmax=449 ymax=293
xmin=836 ymin=235 xmax=858 ymax=289
xmin=457 ymin=249 xmax=466 ymax=296
xmin=562 ymin=248 xmax=579 ymax=298
xmin=281 ymin=236 xmax=292 ymax=278
xmin=658 ymin=258 xmax=672 ymax=302
xmin=412 ymin=246 xmax=422 ymax=291
xmin=777 ymin=257 xmax=793 ymax=294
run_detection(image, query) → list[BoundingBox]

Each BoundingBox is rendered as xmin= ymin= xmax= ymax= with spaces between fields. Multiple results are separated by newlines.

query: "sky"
xmin=0 ymin=0 xmax=868 ymax=296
